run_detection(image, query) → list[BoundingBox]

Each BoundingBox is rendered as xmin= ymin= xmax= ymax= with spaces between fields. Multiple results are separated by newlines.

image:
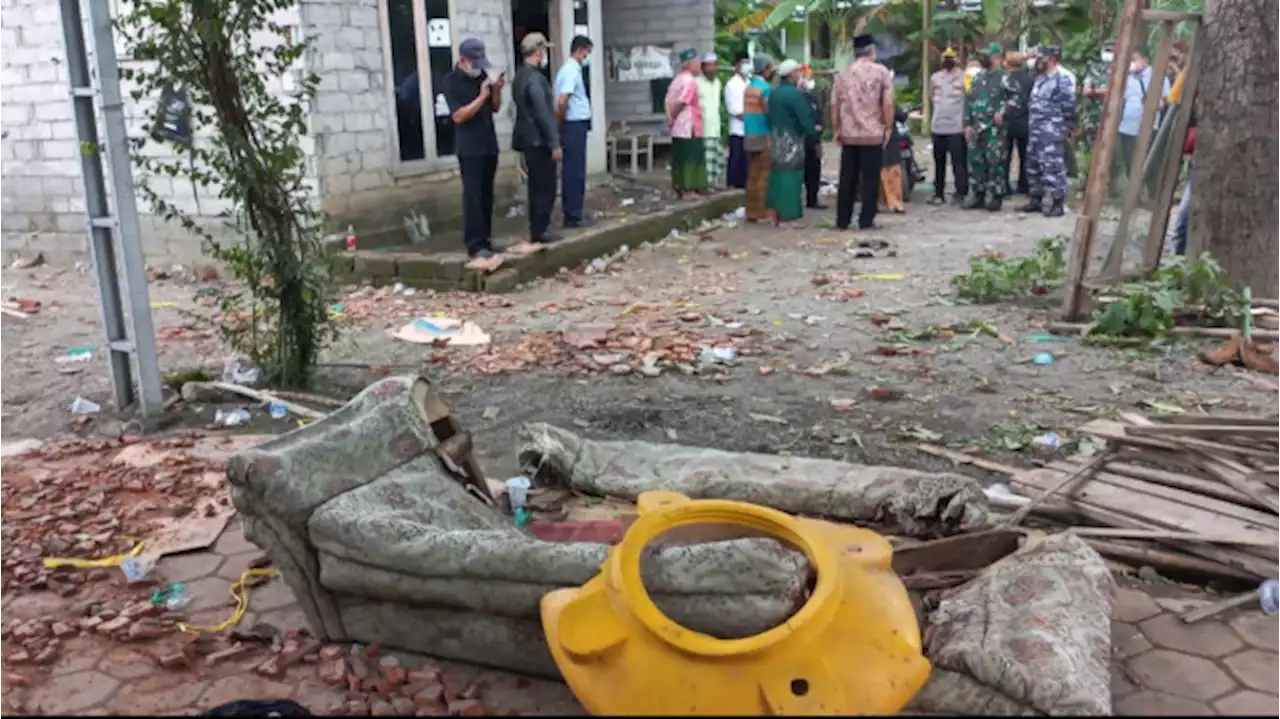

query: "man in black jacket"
xmin=1002 ymin=51 xmax=1034 ymax=196
xmin=799 ymin=66 xmax=827 ymax=209
xmin=510 ymin=32 xmax=562 ymax=254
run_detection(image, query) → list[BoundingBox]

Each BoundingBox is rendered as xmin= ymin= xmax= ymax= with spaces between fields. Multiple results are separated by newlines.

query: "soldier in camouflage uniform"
xmin=963 ymin=42 xmax=1016 ymax=211
xmin=1021 ymin=45 xmax=1076 ymax=218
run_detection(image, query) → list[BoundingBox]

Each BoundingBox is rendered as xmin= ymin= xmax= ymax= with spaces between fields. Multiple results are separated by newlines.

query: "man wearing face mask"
xmin=1001 ymin=51 xmax=1033 ymax=196
xmin=555 ymin=35 xmax=595 ymax=229
xmin=1021 ymin=45 xmax=1075 ymax=218
xmin=511 ymin=33 xmax=562 ymax=254
xmin=445 ymin=37 xmax=506 ymax=272
xmin=1082 ymin=45 xmax=1113 ymax=152
xmin=1115 ymin=48 xmax=1170 ymax=195
xmin=696 ymin=52 xmax=726 ymax=189
xmin=929 ymin=47 xmax=968 ymax=206
xmin=724 ymin=53 xmax=751 ymax=189
xmin=962 ymin=42 xmax=1013 ymax=211
xmin=799 ymin=65 xmax=827 ymax=210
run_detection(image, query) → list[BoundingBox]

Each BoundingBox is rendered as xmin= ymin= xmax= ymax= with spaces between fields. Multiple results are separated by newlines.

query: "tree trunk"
xmin=1190 ymin=0 xmax=1279 ymax=297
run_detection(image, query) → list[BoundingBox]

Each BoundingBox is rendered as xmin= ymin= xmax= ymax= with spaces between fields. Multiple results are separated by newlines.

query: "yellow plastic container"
xmin=540 ymin=491 xmax=931 ymax=716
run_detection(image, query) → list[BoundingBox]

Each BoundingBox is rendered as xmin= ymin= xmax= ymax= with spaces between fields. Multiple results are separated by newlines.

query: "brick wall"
xmin=1 ymin=0 xmax=94 ymax=260
xmin=1 ymin=0 xmax=517 ymax=263
xmin=600 ymin=0 xmax=714 ymax=136
xmin=0 ymin=0 xmax=311 ymax=262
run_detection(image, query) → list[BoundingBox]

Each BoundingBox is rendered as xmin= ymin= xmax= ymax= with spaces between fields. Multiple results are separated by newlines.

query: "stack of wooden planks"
xmin=1008 ymin=412 xmax=1278 ymax=581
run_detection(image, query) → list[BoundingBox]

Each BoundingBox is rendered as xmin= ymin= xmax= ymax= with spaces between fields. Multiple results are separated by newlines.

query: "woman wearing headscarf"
xmin=665 ymin=48 xmax=706 ymax=199
xmin=743 ymin=54 xmax=775 ymax=221
xmin=878 ymin=101 xmax=907 ymax=213
xmin=765 ymin=60 xmax=819 ymax=229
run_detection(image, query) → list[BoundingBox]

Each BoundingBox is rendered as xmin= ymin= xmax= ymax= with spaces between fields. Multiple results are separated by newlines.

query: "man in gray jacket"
xmin=511 ymin=32 xmax=562 ymax=252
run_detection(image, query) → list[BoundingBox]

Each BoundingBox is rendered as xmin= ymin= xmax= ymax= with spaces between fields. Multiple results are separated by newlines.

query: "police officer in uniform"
xmin=1021 ymin=45 xmax=1076 ymax=218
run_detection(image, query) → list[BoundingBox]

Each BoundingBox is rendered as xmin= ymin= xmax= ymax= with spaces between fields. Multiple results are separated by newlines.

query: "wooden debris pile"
xmin=1005 ymin=411 xmax=1278 ymax=581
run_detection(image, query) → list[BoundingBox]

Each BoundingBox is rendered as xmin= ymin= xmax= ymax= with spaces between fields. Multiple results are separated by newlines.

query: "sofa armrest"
xmin=227 ymin=375 xmax=440 ymax=528
xmin=226 ymin=374 xmax=447 ymax=641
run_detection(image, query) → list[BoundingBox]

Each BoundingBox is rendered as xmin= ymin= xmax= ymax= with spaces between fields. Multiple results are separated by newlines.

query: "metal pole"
xmin=59 ymin=0 xmax=165 ymax=416
xmin=921 ymin=0 xmax=931 ymax=124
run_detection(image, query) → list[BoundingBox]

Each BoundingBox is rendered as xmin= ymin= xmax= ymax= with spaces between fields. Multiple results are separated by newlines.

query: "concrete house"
xmin=0 ymin=0 xmax=714 ymax=262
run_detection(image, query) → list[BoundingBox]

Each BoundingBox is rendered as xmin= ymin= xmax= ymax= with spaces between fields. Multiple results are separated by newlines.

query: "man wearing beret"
xmin=1021 ymin=45 xmax=1076 ymax=218
xmin=963 ymin=41 xmax=1014 ymax=211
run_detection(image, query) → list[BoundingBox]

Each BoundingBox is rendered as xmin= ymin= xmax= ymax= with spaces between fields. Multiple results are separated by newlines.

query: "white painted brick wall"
xmin=601 ymin=0 xmax=714 ymax=134
xmin=1 ymin=0 xmax=315 ymax=262
xmin=3 ymin=0 xmax=519 ymax=260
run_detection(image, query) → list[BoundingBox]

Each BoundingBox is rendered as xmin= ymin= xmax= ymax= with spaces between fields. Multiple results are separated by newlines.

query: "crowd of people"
xmin=927 ymin=42 xmax=1075 ymax=217
xmin=442 ymin=31 xmax=1197 ymax=273
xmin=446 ymin=33 xmax=598 ymax=273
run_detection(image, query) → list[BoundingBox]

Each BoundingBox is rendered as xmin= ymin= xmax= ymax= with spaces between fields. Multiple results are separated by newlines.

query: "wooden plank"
xmin=1011 ymin=471 xmax=1278 ymax=578
xmin=1155 ymin=414 xmax=1280 ymax=427
xmin=1047 ymin=322 xmax=1280 ymax=341
xmin=1048 ymin=460 xmax=1279 ymax=530
xmin=1062 ymin=0 xmax=1144 ymax=321
xmin=891 ymin=529 xmax=1025 ymax=576
xmin=1181 ymin=591 xmax=1258 ymax=623
xmin=1063 ymin=215 xmax=1097 ymax=321
xmin=1188 ymin=451 xmax=1280 ymax=514
xmin=1101 ymin=20 xmax=1177 ymax=277
xmin=1080 ymin=418 xmax=1280 ymax=461
xmin=1147 ymin=31 xmax=1203 ymax=268
xmin=1098 ymin=460 xmax=1262 ymax=508
xmin=1085 ymin=538 xmax=1258 ymax=580
xmin=1128 ymin=424 xmax=1280 ymax=437
xmin=1066 ymin=526 xmax=1277 ymax=547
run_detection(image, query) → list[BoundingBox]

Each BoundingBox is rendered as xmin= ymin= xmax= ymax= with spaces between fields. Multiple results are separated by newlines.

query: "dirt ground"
xmin=3 ymin=152 xmax=1277 ymax=717
xmin=3 ymin=165 xmax=1272 ymax=480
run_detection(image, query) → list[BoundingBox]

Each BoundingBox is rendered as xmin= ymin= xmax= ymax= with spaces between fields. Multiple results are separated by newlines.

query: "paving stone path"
xmin=3 ymin=521 xmax=1277 ymax=715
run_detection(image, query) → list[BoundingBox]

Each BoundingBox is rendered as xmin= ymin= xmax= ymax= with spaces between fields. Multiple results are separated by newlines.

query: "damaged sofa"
xmin=229 ymin=374 xmax=1115 ymax=714
xmin=227 ymin=374 xmax=989 ymax=675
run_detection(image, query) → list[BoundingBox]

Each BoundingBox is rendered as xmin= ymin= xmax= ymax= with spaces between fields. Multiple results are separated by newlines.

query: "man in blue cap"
xmin=445 ymin=37 xmax=507 ymax=272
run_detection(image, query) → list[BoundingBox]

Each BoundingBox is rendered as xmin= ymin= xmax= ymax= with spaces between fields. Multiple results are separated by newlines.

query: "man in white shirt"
xmin=1114 ymin=49 xmax=1169 ymax=192
xmin=723 ymin=52 xmax=750 ymax=189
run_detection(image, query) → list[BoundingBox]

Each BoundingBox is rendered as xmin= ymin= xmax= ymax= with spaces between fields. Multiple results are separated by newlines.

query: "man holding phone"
xmin=445 ymin=37 xmax=506 ymax=272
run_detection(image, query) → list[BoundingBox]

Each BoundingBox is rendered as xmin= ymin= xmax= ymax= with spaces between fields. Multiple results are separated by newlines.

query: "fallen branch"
xmin=182 ymin=381 xmax=327 ymax=420
xmin=267 ymin=389 xmax=347 ymax=408
xmin=916 ymin=443 xmax=1023 ymax=476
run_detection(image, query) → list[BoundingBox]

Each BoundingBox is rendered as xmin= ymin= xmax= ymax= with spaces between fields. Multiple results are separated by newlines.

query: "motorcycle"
xmin=895 ymin=107 xmax=924 ymax=202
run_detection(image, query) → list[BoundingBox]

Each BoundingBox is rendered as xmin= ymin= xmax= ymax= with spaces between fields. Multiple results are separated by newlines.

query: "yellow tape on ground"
xmin=176 ymin=568 xmax=281 ymax=634
xmin=42 ymin=540 xmax=146 ymax=569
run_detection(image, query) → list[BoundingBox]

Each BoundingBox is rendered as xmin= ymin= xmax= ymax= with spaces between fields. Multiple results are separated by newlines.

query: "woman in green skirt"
xmin=665 ymin=48 xmax=708 ymax=199
xmin=765 ymin=60 xmax=819 ymax=228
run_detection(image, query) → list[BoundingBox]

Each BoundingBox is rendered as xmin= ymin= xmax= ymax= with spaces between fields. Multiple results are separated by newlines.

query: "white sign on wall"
xmin=613 ymin=45 xmax=673 ymax=82
xmin=426 ymin=19 xmax=451 ymax=48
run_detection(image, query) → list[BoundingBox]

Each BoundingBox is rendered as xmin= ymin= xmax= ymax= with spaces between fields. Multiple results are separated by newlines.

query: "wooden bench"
xmin=607 ymin=133 xmax=655 ymax=175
